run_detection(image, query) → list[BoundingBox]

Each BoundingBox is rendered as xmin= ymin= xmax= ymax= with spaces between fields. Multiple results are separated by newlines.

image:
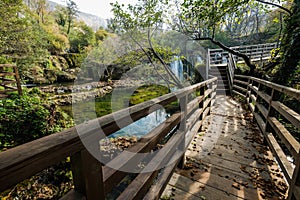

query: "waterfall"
xmin=170 ymin=56 xmax=184 ymax=82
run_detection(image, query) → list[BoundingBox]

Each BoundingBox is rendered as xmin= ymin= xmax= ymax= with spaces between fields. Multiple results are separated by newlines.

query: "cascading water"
xmin=170 ymin=56 xmax=184 ymax=82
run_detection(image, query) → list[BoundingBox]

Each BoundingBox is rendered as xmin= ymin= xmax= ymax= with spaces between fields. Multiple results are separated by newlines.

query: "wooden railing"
xmin=208 ymin=43 xmax=277 ymax=65
xmin=0 ymin=64 xmax=22 ymax=98
xmin=0 ymin=77 xmax=217 ymax=199
xmin=233 ymin=75 xmax=300 ymax=200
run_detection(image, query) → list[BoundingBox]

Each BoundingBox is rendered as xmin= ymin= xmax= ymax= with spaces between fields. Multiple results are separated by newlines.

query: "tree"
xmin=178 ymin=0 xmax=289 ymax=74
xmin=111 ymin=0 xmax=185 ymax=87
xmin=0 ymin=0 xmax=49 ymax=58
xmin=66 ymin=0 xmax=78 ymax=35
xmin=54 ymin=5 xmax=67 ymax=27
xmin=95 ymin=27 xmax=110 ymax=43
xmin=68 ymin=21 xmax=95 ymax=53
xmin=26 ymin=0 xmax=48 ymax=24
xmin=273 ymin=0 xmax=300 ymax=86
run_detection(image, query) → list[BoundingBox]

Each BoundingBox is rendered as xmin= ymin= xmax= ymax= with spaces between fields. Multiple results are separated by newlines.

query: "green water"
xmin=61 ymin=85 xmax=179 ymax=138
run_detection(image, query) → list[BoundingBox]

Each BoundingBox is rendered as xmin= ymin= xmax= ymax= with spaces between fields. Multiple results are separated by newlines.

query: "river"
xmin=61 ymin=86 xmax=175 ymax=138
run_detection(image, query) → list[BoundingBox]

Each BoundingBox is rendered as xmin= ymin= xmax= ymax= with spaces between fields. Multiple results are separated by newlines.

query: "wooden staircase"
xmin=209 ymin=64 xmax=230 ymax=95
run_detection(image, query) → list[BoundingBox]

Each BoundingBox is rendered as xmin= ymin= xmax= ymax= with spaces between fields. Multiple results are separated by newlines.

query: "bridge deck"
xmin=162 ymin=95 xmax=288 ymax=200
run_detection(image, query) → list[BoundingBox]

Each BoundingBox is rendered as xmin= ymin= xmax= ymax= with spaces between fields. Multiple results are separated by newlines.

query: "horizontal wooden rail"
xmin=0 ymin=64 xmax=22 ymax=97
xmin=209 ymin=43 xmax=276 ymax=65
xmin=233 ymin=75 xmax=300 ymax=200
xmin=0 ymin=77 xmax=217 ymax=199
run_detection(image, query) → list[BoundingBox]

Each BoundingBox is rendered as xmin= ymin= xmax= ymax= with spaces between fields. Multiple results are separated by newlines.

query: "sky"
xmin=49 ymin=0 xmax=137 ymax=19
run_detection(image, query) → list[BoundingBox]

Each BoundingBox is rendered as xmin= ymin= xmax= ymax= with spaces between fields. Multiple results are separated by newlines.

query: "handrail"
xmin=232 ymin=75 xmax=300 ymax=200
xmin=0 ymin=64 xmax=22 ymax=98
xmin=209 ymin=43 xmax=276 ymax=65
xmin=227 ymin=53 xmax=236 ymax=95
xmin=0 ymin=77 xmax=217 ymax=199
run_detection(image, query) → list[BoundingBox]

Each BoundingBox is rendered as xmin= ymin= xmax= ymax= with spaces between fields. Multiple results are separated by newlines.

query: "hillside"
xmin=47 ymin=0 xmax=107 ymax=30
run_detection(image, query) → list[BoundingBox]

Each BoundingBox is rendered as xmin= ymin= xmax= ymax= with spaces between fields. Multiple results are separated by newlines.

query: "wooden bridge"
xmin=0 ymin=43 xmax=299 ymax=200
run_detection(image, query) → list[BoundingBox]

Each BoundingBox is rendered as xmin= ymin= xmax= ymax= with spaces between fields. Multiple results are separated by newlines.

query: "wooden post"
xmin=178 ymin=94 xmax=187 ymax=169
xmin=71 ymin=150 xmax=105 ymax=200
xmin=13 ymin=65 xmax=22 ymax=96
xmin=246 ymin=78 xmax=252 ymax=105
xmin=253 ymin=82 xmax=261 ymax=113
xmin=206 ymin=49 xmax=210 ymax=80
xmin=199 ymin=86 xmax=205 ymax=120
xmin=288 ymin=153 xmax=300 ymax=200
xmin=208 ymin=83 xmax=213 ymax=115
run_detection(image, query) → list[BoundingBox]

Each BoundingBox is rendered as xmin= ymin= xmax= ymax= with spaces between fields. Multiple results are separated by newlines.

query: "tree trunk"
xmin=274 ymin=0 xmax=300 ymax=86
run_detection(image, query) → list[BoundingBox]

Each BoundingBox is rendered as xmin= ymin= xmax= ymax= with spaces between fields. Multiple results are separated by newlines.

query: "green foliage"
xmin=273 ymin=0 xmax=300 ymax=87
xmin=69 ymin=21 xmax=96 ymax=53
xmin=0 ymin=89 xmax=73 ymax=149
xmin=130 ymin=85 xmax=169 ymax=105
xmin=0 ymin=0 xmax=49 ymax=56
xmin=95 ymin=28 xmax=110 ymax=43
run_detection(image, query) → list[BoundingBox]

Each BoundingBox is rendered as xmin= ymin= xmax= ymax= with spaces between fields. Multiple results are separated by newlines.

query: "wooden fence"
xmin=208 ymin=43 xmax=277 ymax=66
xmin=0 ymin=64 xmax=22 ymax=98
xmin=233 ymin=75 xmax=300 ymax=200
xmin=0 ymin=77 xmax=217 ymax=199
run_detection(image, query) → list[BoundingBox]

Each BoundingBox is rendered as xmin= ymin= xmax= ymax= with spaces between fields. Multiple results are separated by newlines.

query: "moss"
xmin=129 ymin=85 xmax=170 ymax=105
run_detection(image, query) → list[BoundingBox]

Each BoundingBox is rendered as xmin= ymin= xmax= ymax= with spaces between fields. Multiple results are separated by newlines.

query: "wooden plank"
xmin=232 ymin=90 xmax=246 ymax=98
xmin=265 ymin=132 xmax=293 ymax=183
xmin=0 ymin=80 xmax=17 ymax=85
xmin=0 ymin=89 xmax=17 ymax=94
xmin=0 ymin=77 xmax=15 ymax=82
xmin=177 ymin=167 xmax=261 ymax=199
xmin=162 ymin=184 xmax=204 ymax=200
xmin=2 ymin=119 xmax=106 ymax=193
xmin=143 ymin=160 xmax=178 ymax=200
xmin=0 ymin=72 xmax=15 ymax=77
xmin=256 ymin=91 xmax=271 ymax=103
xmin=250 ymin=77 xmax=300 ymax=101
xmin=204 ymin=88 xmax=212 ymax=98
xmin=293 ymin=185 xmax=300 ymax=200
xmin=0 ymin=64 xmax=16 ymax=68
xmin=71 ymin=152 xmax=86 ymax=195
xmin=234 ymin=79 xmax=248 ymax=85
xmin=13 ymin=65 xmax=22 ymax=95
xmin=0 ymin=78 xmax=216 ymax=193
xmin=272 ymin=101 xmax=300 ymax=129
xmin=59 ymin=189 xmax=85 ymax=200
xmin=268 ymin=117 xmax=300 ymax=158
xmin=253 ymin=113 xmax=266 ymax=132
xmin=117 ymin=171 xmax=159 ymax=200
xmin=233 ymin=84 xmax=247 ymax=92
xmin=103 ymin=112 xmax=182 ymax=193
xmin=0 ymin=127 xmax=83 ymax=192
xmin=187 ymin=95 xmax=204 ymax=116
xmin=117 ymin=129 xmax=185 ymax=200
xmin=80 ymin=150 xmax=105 ymax=200
xmin=166 ymin=173 xmax=245 ymax=200
xmin=248 ymin=100 xmax=255 ymax=113
xmin=249 ymin=85 xmax=259 ymax=93
xmin=0 ymin=84 xmax=17 ymax=90
xmin=256 ymin=103 xmax=268 ymax=118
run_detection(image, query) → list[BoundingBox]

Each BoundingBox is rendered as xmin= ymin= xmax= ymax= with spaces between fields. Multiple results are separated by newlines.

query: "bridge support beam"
xmin=71 ymin=149 xmax=105 ymax=200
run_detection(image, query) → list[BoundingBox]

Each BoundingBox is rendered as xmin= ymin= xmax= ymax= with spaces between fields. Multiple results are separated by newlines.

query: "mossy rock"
xmin=129 ymin=85 xmax=170 ymax=105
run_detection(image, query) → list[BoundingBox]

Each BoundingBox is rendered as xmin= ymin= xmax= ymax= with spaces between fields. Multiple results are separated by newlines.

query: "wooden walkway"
xmin=162 ymin=95 xmax=288 ymax=200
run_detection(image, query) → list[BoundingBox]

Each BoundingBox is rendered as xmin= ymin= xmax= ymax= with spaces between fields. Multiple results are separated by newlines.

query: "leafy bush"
xmin=0 ymin=89 xmax=73 ymax=149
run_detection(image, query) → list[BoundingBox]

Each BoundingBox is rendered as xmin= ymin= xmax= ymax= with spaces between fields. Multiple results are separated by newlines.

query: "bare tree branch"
xmin=255 ymin=0 xmax=291 ymax=15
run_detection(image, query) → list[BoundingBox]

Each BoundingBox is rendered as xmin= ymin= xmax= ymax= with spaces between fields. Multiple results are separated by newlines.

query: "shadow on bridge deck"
xmin=162 ymin=95 xmax=288 ymax=200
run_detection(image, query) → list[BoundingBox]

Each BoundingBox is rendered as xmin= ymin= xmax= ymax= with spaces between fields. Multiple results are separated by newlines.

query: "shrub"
xmin=0 ymin=89 xmax=73 ymax=149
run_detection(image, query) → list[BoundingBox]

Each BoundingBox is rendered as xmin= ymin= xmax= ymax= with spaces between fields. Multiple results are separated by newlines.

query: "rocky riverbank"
xmin=40 ymin=79 xmax=145 ymax=105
